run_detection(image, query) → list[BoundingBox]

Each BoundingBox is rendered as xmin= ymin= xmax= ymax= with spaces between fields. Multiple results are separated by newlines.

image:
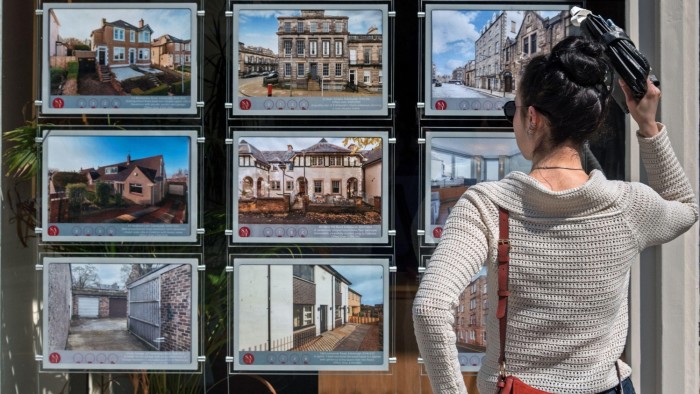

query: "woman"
xmin=413 ymin=36 xmax=697 ymax=394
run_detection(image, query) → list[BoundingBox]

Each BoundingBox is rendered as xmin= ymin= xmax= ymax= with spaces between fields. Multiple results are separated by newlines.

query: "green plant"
xmin=95 ymin=181 xmax=111 ymax=207
xmin=66 ymin=61 xmax=78 ymax=80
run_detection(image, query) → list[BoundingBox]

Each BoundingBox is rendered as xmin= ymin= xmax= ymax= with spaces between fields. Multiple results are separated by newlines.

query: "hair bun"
xmin=549 ymin=37 xmax=609 ymax=88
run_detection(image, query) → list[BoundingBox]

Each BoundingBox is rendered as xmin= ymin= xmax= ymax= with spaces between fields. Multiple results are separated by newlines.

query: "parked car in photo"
xmin=262 ymin=71 xmax=279 ymax=86
xmin=435 ymin=81 xmax=442 ymax=87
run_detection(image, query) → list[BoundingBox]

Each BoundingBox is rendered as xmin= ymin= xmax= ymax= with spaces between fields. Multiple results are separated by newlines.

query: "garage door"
xmin=77 ymin=297 xmax=99 ymax=318
xmin=109 ymin=298 xmax=127 ymax=317
xmin=168 ymin=184 xmax=185 ymax=196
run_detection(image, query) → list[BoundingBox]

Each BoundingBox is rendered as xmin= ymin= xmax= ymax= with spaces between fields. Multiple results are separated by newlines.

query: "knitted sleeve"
xmin=627 ymin=126 xmax=698 ymax=249
xmin=413 ymin=193 xmax=491 ymax=394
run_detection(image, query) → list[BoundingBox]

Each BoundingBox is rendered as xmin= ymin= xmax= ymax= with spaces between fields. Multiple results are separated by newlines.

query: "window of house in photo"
xmin=530 ymin=33 xmax=537 ymax=54
xmin=296 ymin=40 xmax=304 ymax=56
xmin=130 ymin=30 xmax=135 ymax=42
xmin=130 ymin=183 xmax=143 ymax=194
xmin=138 ymin=49 xmax=149 ymax=60
xmin=139 ymin=31 xmax=150 ymax=43
xmin=335 ymin=63 xmax=342 ymax=77
xmin=105 ymin=166 xmax=118 ymax=175
xmin=310 ymin=41 xmax=317 ymax=56
xmin=114 ymin=27 xmax=125 ymax=41
xmin=286 ymin=181 xmax=294 ymax=191
xmin=314 ymin=180 xmax=323 ymax=194
xmin=293 ymin=265 xmax=314 ymax=282
xmin=310 ymin=22 xmax=317 ymax=33
xmin=335 ymin=306 xmax=341 ymax=319
xmin=470 ymin=315 xmax=476 ymax=325
xmin=335 ymin=41 xmax=343 ymax=56
xmin=470 ymin=283 xmax=477 ymax=294
xmin=284 ymin=22 xmax=292 ymax=33
xmin=336 ymin=22 xmax=343 ymax=33
xmin=322 ymin=40 xmax=330 ymax=57
xmin=293 ymin=304 xmax=314 ymax=329
xmin=483 ymin=299 xmax=488 ymax=309
xmin=270 ymin=181 xmax=280 ymax=190
xmin=332 ymin=180 xmax=341 ymax=194
xmin=297 ymin=21 xmax=304 ymax=33
xmin=470 ymin=298 xmax=476 ymax=310
xmin=284 ymin=40 xmax=292 ymax=56
xmin=284 ymin=63 xmax=292 ymax=77
xmin=459 ymin=304 xmax=464 ymax=313
xmin=364 ymin=48 xmax=371 ymax=64
xmin=322 ymin=63 xmax=329 ymax=77
xmin=240 ymin=156 xmax=250 ymax=166
xmin=483 ymin=283 xmax=488 ymax=294
xmin=297 ymin=63 xmax=304 ymax=77
xmin=379 ymin=70 xmax=383 ymax=85
xmin=483 ymin=332 xmax=487 ymax=343
xmin=323 ymin=22 xmax=330 ymax=32
xmin=350 ymin=49 xmax=357 ymax=65
xmin=363 ymin=70 xmax=371 ymax=84
xmin=470 ymin=331 xmax=476 ymax=341
xmin=114 ymin=47 xmax=125 ymax=61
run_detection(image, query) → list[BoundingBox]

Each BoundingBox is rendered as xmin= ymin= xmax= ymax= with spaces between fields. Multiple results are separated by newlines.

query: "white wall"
xmin=237 ymin=265 xmax=270 ymax=351
xmin=269 ymin=265 xmax=293 ymax=351
xmin=314 ymin=266 xmax=334 ymax=334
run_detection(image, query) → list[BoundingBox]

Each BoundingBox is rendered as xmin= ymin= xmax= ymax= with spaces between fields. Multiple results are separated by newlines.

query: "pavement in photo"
xmin=66 ymin=317 xmax=150 ymax=351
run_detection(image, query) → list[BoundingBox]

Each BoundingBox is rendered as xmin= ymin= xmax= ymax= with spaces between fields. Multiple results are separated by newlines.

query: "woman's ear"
xmin=527 ymin=105 xmax=540 ymax=129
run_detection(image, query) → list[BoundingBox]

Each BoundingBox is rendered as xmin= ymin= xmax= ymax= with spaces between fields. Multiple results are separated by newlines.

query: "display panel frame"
xmin=40 ymin=129 xmax=199 ymax=243
xmin=40 ymin=2 xmax=199 ymax=116
xmin=41 ymin=256 xmax=200 ymax=371
xmin=230 ymin=129 xmax=390 ymax=245
xmin=230 ymin=2 xmax=389 ymax=117
xmin=423 ymin=2 xmax=576 ymax=117
xmin=423 ymin=130 xmax=530 ymax=244
xmin=231 ymin=257 xmax=390 ymax=372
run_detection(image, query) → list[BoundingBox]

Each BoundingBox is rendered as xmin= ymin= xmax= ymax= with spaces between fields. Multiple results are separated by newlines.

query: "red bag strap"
xmin=497 ymin=207 xmax=511 ymax=371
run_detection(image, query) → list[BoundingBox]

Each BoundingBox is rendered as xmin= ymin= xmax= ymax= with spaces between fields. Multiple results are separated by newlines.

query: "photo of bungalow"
xmin=236 ymin=263 xmax=384 ymax=353
xmin=237 ymin=136 xmax=383 ymax=225
xmin=46 ymin=261 xmax=194 ymax=355
xmin=46 ymin=6 xmax=193 ymax=97
xmin=45 ymin=134 xmax=190 ymax=225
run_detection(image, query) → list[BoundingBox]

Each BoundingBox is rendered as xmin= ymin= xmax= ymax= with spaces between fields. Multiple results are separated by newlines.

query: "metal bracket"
xmin=196 ymin=101 xmax=205 ymax=108
xmin=388 ymin=229 xmax=396 ymax=236
xmin=225 ymin=11 xmax=234 ymax=18
xmin=197 ymin=265 xmax=206 ymax=271
xmin=197 ymin=137 xmax=206 ymax=144
xmin=418 ymin=267 xmax=426 ymax=273
xmin=225 ymin=356 xmax=234 ymax=363
xmin=197 ymin=10 xmax=206 ymax=17
xmin=388 ymin=102 xmax=396 ymax=109
xmin=35 ymin=9 xmax=43 ymax=16
xmin=35 ymin=264 xmax=44 ymax=271
xmin=35 ymin=227 xmax=43 ymax=234
xmin=34 ymin=100 xmax=42 ymax=107
xmin=197 ymin=356 xmax=206 ymax=362
xmin=225 ymin=229 xmax=233 ymax=236
xmin=197 ymin=228 xmax=205 ymax=234
xmin=417 ymin=357 xmax=424 ymax=364
xmin=417 ymin=102 xmax=425 ymax=109
xmin=389 ymin=266 xmax=397 ymax=273
xmin=388 ymin=138 xmax=396 ymax=145
xmin=225 ymin=266 xmax=234 ymax=272
xmin=225 ymin=103 xmax=233 ymax=109
xmin=388 ymin=11 xmax=396 ymax=18
xmin=35 ymin=355 xmax=43 ymax=361
xmin=417 ymin=138 xmax=426 ymax=144
xmin=417 ymin=229 xmax=425 ymax=236
xmin=225 ymin=139 xmax=234 ymax=145
xmin=417 ymin=12 xmax=426 ymax=18
xmin=389 ymin=357 xmax=397 ymax=363
xmin=35 ymin=137 xmax=44 ymax=144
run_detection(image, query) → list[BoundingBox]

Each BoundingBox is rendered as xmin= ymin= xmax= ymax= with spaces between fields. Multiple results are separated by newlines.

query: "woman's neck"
xmin=529 ymin=144 xmax=589 ymax=191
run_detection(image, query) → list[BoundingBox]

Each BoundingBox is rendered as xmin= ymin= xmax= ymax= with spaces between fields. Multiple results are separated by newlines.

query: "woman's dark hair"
xmin=519 ymin=36 xmax=612 ymax=148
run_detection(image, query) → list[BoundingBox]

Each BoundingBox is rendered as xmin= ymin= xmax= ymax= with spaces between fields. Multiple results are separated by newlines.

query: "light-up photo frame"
xmin=231 ymin=3 xmax=389 ymax=116
xmin=424 ymin=3 xmax=575 ymax=116
xmin=232 ymin=257 xmax=390 ymax=371
xmin=41 ymin=3 xmax=198 ymax=115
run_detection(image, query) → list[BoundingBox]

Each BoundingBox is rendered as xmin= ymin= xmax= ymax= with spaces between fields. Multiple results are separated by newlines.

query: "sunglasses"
xmin=502 ymin=100 xmax=518 ymax=124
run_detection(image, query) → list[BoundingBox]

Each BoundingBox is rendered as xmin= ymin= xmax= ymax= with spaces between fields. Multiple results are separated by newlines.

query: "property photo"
xmin=426 ymin=132 xmax=530 ymax=243
xmin=44 ymin=133 xmax=191 ymax=226
xmin=454 ymin=268 xmax=488 ymax=370
xmin=43 ymin=258 xmax=197 ymax=369
xmin=234 ymin=259 xmax=389 ymax=371
xmin=235 ymin=135 xmax=384 ymax=233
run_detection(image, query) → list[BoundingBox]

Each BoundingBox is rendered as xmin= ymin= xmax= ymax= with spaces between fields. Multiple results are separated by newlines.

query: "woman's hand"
xmin=619 ymin=77 xmax=661 ymax=138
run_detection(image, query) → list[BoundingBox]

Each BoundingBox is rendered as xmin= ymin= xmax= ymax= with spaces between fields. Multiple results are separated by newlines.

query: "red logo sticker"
xmin=433 ymin=227 xmax=443 ymax=238
xmin=239 ymin=99 xmax=252 ymax=110
xmin=52 ymin=98 xmax=65 ymax=108
xmin=47 ymin=225 xmax=60 ymax=236
xmin=435 ymin=100 xmax=447 ymax=110
xmin=242 ymin=353 xmax=255 ymax=365
xmin=239 ymin=227 xmax=251 ymax=238
xmin=49 ymin=352 xmax=61 ymax=364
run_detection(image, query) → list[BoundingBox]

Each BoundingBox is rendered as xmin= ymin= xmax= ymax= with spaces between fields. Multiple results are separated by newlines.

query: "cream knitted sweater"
xmin=413 ymin=127 xmax=698 ymax=394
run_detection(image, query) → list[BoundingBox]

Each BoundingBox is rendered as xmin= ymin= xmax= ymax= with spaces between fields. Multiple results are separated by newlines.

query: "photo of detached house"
xmin=236 ymin=8 xmax=384 ymax=97
xmin=236 ymin=263 xmax=385 ymax=354
xmin=236 ymin=136 xmax=383 ymax=226
xmin=45 ymin=134 xmax=191 ymax=225
xmin=46 ymin=6 xmax=193 ymax=98
xmin=45 ymin=261 xmax=194 ymax=358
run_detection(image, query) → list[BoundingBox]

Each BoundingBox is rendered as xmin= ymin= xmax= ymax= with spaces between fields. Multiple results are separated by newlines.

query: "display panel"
xmin=42 ymin=257 xmax=199 ymax=370
xmin=232 ymin=130 xmax=389 ymax=244
xmin=424 ymin=131 xmax=530 ymax=244
xmin=232 ymin=257 xmax=390 ymax=371
xmin=231 ymin=3 xmax=389 ymax=116
xmin=41 ymin=3 xmax=198 ymax=115
xmin=424 ymin=3 xmax=574 ymax=116
xmin=41 ymin=129 xmax=198 ymax=243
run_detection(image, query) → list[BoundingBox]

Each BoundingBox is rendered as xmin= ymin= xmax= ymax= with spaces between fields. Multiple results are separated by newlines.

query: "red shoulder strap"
xmin=497 ymin=207 xmax=510 ymax=367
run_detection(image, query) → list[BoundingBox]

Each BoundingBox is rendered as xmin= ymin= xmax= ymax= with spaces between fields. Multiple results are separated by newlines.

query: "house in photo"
xmin=49 ymin=10 xmax=68 ymax=57
xmin=238 ymin=138 xmax=382 ymax=215
xmin=90 ymin=17 xmax=153 ymax=69
xmin=237 ymin=265 xmax=351 ymax=351
xmin=151 ymin=34 xmax=192 ymax=69
xmin=126 ymin=264 xmax=192 ymax=352
xmin=348 ymin=288 xmax=362 ymax=316
xmin=237 ymin=42 xmax=277 ymax=76
xmin=347 ymin=25 xmax=383 ymax=92
xmin=474 ymin=11 xmax=524 ymax=92
xmin=82 ymin=154 xmax=166 ymax=206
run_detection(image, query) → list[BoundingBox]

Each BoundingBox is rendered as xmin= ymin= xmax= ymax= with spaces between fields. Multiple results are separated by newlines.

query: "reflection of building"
xmin=126 ymin=264 xmax=192 ymax=351
xmin=238 ymin=138 xmax=382 ymax=207
xmin=81 ymin=154 xmax=166 ymax=206
xmin=455 ymin=274 xmax=488 ymax=348
xmin=237 ymin=265 xmax=352 ymax=351
xmin=90 ymin=17 xmax=153 ymax=67
xmin=348 ymin=288 xmax=362 ymax=316
xmin=237 ymin=42 xmax=277 ymax=75
xmin=151 ymin=34 xmax=192 ymax=69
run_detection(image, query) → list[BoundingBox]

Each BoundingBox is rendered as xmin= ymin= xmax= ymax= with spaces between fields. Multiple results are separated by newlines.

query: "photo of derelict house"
xmin=236 ymin=136 xmax=383 ymax=226
xmin=236 ymin=263 xmax=384 ymax=353
xmin=236 ymin=7 xmax=384 ymax=96
xmin=430 ymin=7 xmax=572 ymax=101
xmin=44 ymin=260 xmax=196 ymax=368
xmin=45 ymin=134 xmax=191 ymax=226
xmin=46 ymin=5 xmax=193 ymax=99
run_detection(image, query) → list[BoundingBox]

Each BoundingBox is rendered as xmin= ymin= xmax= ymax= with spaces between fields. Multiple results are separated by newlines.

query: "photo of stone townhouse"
xmin=46 ymin=6 xmax=193 ymax=97
xmin=237 ymin=136 xmax=383 ymax=226
xmin=236 ymin=8 xmax=384 ymax=97
xmin=236 ymin=263 xmax=384 ymax=353
xmin=46 ymin=261 xmax=194 ymax=355
xmin=431 ymin=8 xmax=572 ymax=101
xmin=45 ymin=134 xmax=191 ymax=225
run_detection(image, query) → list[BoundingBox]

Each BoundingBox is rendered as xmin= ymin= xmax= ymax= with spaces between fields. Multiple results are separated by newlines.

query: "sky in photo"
xmin=46 ymin=135 xmax=191 ymax=178
xmin=240 ymin=136 xmax=381 ymax=152
xmin=332 ymin=264 xmax=384 ymax=306
xmin=50 ymin=7 xmax=192 ymax=42
xmin=237 ymin=9 xmax=383 ymax=56
xmin=71 ymin=263 xmax=123 ymax=287
xmin=431 ymin=9 xmax=563 ymax=76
